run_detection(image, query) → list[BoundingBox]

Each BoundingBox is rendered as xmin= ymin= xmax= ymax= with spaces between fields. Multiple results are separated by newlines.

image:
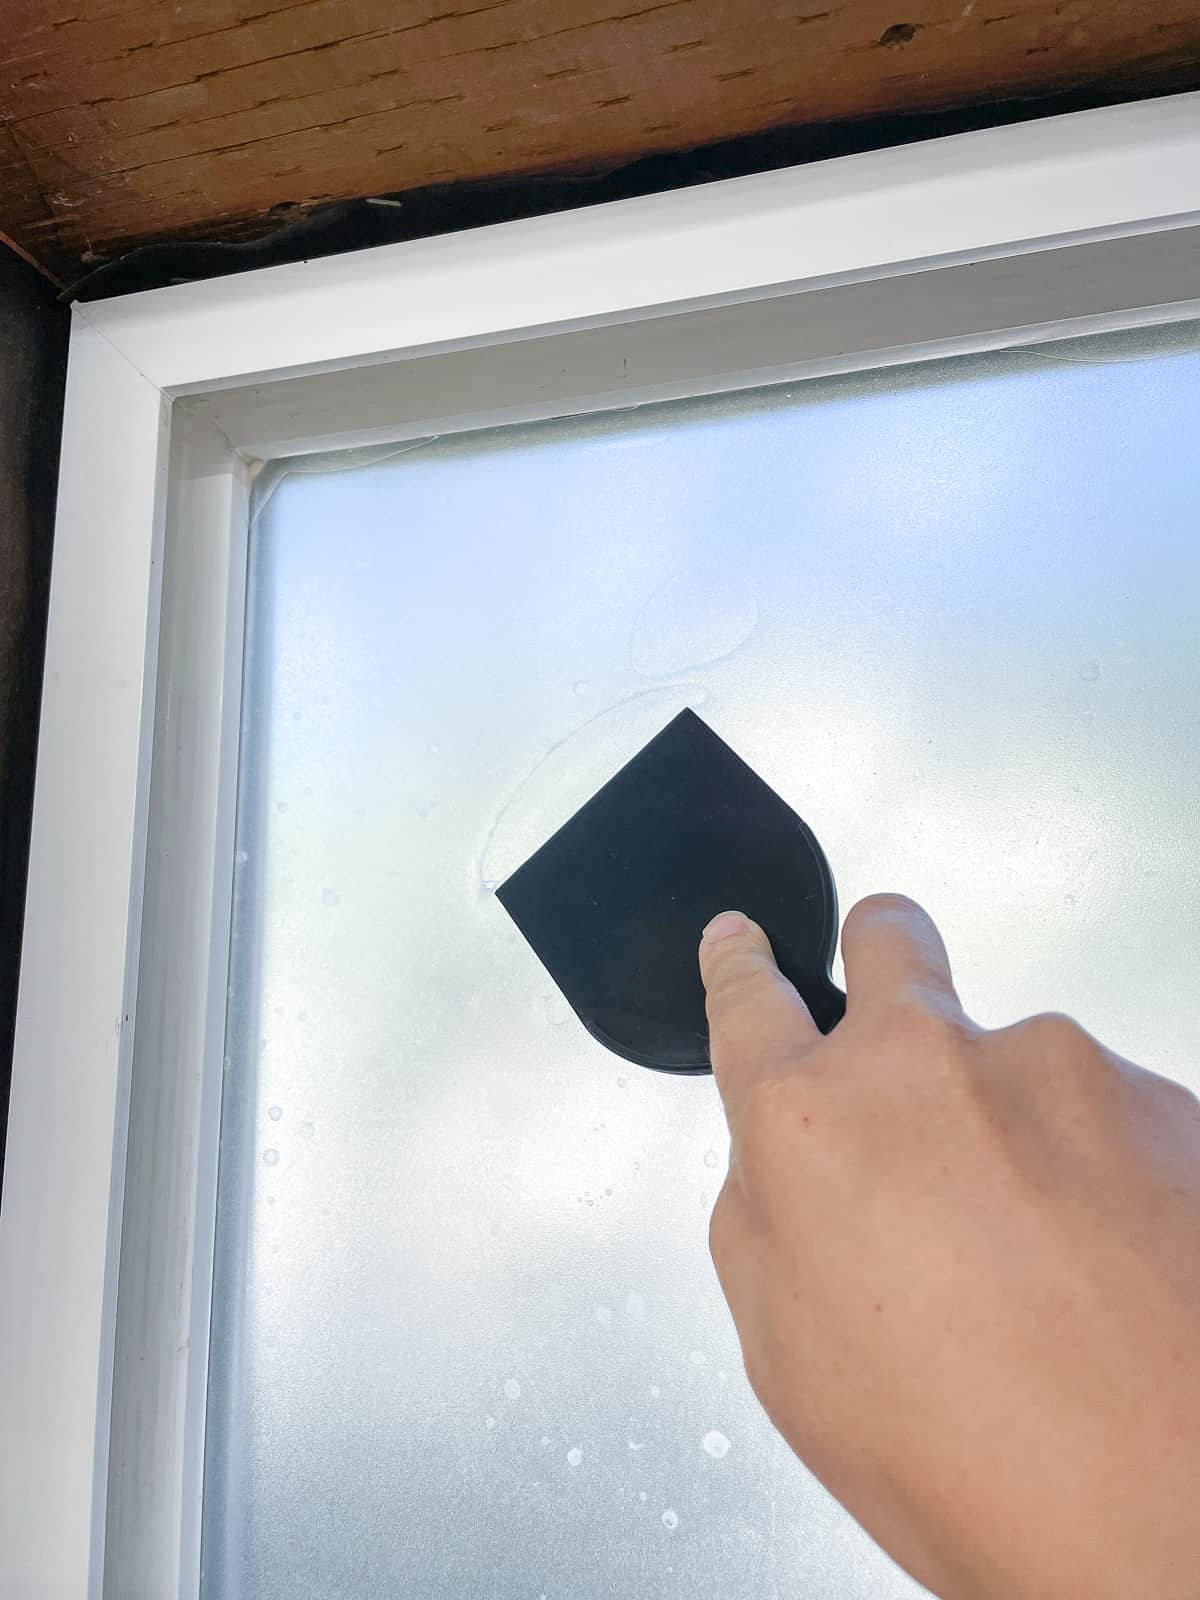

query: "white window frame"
xmin=2 ymin=91 xmax=1198 ymax=1600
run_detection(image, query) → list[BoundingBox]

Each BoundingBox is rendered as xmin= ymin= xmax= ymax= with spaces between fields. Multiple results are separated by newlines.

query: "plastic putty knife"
xmin=496 ymin=708 xmax=845 ymax=1073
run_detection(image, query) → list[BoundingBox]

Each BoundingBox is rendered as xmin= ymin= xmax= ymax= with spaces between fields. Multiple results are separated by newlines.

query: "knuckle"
xmin=881 ymin=988 xmax=960 ymax=1045
xmin=1155 ymin=1072 xmax=1200 ymax=1116
xmin=882 ymin=989 xmax=935 ymax=1034
xmin=1002 ymin=1012 xmax=1106 ymax=1081
xmin=1021 ymin=1010 xmax=1088 ymax=1054
xmin=862 ymin=992 xmax=977 ymax=1089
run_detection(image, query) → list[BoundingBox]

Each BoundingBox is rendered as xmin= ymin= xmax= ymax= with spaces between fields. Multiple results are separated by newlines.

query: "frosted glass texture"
xmin=203 ymin=326 xmax=1200 ymax=1599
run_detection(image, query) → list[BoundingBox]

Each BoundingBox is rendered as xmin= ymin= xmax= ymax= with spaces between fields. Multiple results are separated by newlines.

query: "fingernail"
xmin=702 ymin=910 xmax=748 ymax=944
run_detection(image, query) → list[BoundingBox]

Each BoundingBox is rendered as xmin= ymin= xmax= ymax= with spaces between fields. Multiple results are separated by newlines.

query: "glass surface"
xmin=203 ymin=326 xmax=1200 ymax=1599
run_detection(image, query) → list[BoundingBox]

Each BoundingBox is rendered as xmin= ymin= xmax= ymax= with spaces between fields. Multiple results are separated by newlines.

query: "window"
xmin=2 ymin=93 xmax=1198 ymax=1599
xmin=204 ymin=327 xmax=1198 ymax=1597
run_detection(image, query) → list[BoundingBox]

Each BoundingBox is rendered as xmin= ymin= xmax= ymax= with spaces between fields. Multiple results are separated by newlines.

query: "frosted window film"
xmin=202 ymin=326 xmax=1200 ymax=1599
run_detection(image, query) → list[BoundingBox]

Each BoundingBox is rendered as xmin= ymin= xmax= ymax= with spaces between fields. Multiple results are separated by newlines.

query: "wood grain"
xmin=1 ymin=0 xmax=1197 ymax=280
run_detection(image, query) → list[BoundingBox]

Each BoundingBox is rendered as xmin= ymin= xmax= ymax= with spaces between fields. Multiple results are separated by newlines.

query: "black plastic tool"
xmin=496 ymin=708 xmax=845 ymax=1073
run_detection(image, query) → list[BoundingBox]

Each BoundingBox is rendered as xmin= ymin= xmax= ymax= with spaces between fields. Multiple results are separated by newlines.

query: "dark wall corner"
xmin=0 ymin=246 xmax=69 ymax=1201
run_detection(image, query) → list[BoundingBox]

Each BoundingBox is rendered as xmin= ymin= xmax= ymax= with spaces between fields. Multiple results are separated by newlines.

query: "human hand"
xmin=699 ymin=896 xmax=1200 ymax=1600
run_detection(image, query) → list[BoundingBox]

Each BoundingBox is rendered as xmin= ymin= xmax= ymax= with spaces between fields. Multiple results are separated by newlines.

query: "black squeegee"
xmin=496 ymin=708 xmax=845 ymax=1073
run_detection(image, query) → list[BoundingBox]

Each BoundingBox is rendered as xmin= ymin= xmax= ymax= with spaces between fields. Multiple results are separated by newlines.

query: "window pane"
xmin=202 ymin=325 xmax=1200 ymax=1599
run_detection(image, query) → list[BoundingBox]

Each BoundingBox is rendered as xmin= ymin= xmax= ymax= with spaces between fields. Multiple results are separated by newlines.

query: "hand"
xmin=699 ymin=896 xmax=1200 ymax=1600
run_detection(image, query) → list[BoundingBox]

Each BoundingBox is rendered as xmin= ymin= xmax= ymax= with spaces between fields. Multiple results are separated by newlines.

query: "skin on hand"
xmin=698 ymin=896 xmax=1200 ymax=1600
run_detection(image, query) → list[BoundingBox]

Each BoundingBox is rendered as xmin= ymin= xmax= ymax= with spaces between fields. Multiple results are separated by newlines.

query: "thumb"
xmin=699 ymin=911 xmax=819 ymax=1123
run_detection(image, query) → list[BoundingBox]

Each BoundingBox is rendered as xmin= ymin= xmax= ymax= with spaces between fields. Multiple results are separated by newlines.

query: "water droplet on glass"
xmin=628 ymin=1440 xmax=645 ymax=1451
xmin=1064 ymin=892 xmax=1077 ymax=906
xmin=300 ymin=1121 xmax=315 ymax=1138
xmin=617 ymin=1076 xmax=627 ymax=1089
xmin=1080 ymin=661 xmax=1100 ymax=682
xmin=321 ymin=887 xmax=339 ymax=908
xmin=661 ymin=1508 xmax=678 ymax=1530
xmin=702 ymin=1149 xmax=719 ymax=1169
xmin=542 ymin=992 xmax=571 ymax=1027
xmin=268 ymin=1104 xmax=282 ymax=1122
xmin=276 ymin=800 xmax=289 ymax=814
xmin=485 ymin=1415 xmax=497 ymax=1430
xmin=650 ymin=1385 xmax=661 ymax=1399
xmin=235 ymin=850 xmax=249 ymax=866
xmin=428 ymin=741 xmax=441 ymax=754
xmin=702 ymin=1430 xmax=731 ymax=1459
xmin=223 ymin=1054 xmax=232 ymax=1073
xmin=503 ymin=1377 xmax=521 ymax=1400
xmin=567 ymin=1446 xmax=583 ymax=1467
xmin=690 ymin=1350 xmax=706 ymax=1366
xmin=263 ymin=1148 xmax=279 ymax=1166
xmin=573 ymin=679 xmax=589 ymax=696
xmin=595 ymin=1305 xmax=613 ymax=1326
xmin=482 ymin=878 xmax=498 ymax=892
xmin=639 ymin=1490 xmax=648 ymax=1502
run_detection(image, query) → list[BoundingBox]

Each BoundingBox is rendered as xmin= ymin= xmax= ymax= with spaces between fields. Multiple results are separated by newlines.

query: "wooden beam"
xmin=1 ymin=0 xmax=1197 ymax=281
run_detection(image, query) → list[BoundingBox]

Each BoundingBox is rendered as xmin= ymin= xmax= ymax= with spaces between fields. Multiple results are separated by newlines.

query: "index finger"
xmin=698 ymin=910 xmax=821 ymax=1127
xmin=841 ymin=893 xmax=962 ymax=1016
